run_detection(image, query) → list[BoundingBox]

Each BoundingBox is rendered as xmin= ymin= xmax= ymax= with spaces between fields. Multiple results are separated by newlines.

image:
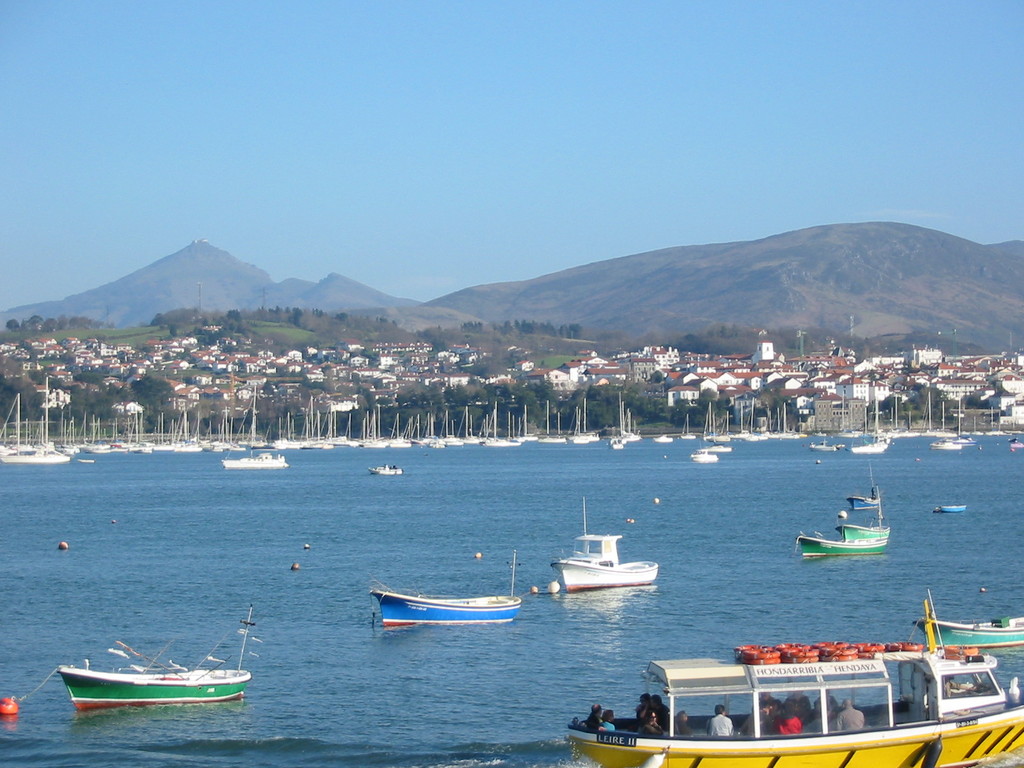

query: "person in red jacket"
xmin=776 ymin=700 xmax=803 ymax=735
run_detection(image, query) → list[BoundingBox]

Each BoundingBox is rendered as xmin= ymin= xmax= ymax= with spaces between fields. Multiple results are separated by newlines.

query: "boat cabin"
xmin=569 ymin=534 xmax=622 ymax=567
xmin=634 ymin=652 xmax=1007 ymax=739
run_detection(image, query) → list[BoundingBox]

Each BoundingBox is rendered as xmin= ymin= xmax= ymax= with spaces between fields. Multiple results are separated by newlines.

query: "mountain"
xmin=422 ymin=222 xmax=1024 ymax=348
xmin=6 ymin=225 xmax=1024 ymax=348
xmin=1 ymin=240 xmax=417 ymax=328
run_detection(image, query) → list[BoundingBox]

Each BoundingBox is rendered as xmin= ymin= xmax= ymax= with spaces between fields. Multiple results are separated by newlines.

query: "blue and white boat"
xmin=371 ymin=552 xmax=521 ymax=627
xmin=846 ymin=487 xmax=880 ymax=511
xmin=370 ymin=590 xmax=521 ymax=626
xmin=933 ymin=504 xmax=967 ymax=513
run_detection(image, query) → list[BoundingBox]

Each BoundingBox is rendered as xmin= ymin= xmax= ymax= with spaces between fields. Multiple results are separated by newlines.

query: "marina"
xmin=2 ymin=434 xmax=1024 ymax=768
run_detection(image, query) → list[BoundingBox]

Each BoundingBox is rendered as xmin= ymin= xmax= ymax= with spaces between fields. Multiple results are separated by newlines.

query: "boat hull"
xmin=846 ymin=496 xmax=880 ymax=511
xmin=0 ymin=452 xmax=71 ymax=464
xmin=370 ymin=590 xmax=521 ymax=626
xmin=796 ymin=534 xmax=888 ymax=557
xmin=221 ymin=453 xmax=288 ymax=469
xmin=568 ymin=707 xmax=1024 ymax=768
xmin=552 ymin=561 xmax=659 ymax=592
xmin=58 ymin=667 xmax=250 ymax=709
xmin=916 ymin=618 xmax=1024 ymax=648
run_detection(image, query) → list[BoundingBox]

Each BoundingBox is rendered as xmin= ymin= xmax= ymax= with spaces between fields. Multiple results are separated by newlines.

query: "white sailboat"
xmin=221 ymin=392 xmax=289 ymax=469
xmin=1 ymin=382 xmax=71 ymax=465
xmin=849 ymin=396 xmax=890 ymax=454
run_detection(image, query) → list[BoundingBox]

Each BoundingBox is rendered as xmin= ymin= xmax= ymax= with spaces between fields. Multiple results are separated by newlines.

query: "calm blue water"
xmin=3 ymin=436 xmax=1024 ymax=767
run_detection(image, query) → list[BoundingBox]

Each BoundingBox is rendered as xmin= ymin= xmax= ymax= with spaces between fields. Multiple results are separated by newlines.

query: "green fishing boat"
xmin=796 ymin=485 xmax=889 ymax=557
xmin=58 ymin=607 xmax=257 ymax=710
xmin=914 ymin=603 xmax=1024 ymax=648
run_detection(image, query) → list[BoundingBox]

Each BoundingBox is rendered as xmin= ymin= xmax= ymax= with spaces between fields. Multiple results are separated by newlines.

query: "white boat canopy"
xmin=644 ymin=658 xmax=896 ymax=738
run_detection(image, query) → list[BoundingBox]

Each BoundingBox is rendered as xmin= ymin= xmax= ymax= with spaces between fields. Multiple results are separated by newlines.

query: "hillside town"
xmin=2 ymin=325 xmax=1024 ymax=443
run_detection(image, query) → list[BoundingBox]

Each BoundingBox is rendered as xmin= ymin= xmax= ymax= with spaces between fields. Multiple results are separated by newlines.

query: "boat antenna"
xmin=582 ymin=496 xmax=588 ymax=535
xmin=509 ymin=550 xmax=518 ymax=596
xmin=238 ymin=605 xmax=255 ymax=672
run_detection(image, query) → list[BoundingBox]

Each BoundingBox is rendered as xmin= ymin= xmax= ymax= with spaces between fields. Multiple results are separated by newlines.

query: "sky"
xmin=0 ymin=1 xmax=1021 ymax=311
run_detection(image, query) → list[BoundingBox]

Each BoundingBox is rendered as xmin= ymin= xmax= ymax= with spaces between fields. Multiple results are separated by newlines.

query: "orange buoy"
xmin=57 ymin=541 xmax=69 ymax=551
xmin=290 ymin=562 xmax=300 ymax=571
xmin=0 ymin=697 xmax=18 ymax=716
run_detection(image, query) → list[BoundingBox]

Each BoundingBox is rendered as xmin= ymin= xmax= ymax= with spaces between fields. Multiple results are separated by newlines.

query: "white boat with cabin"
xmin=551 ymin=500 xmax=658 ymax=592
xmin=221 ymin=452 xmax=289 ymax=470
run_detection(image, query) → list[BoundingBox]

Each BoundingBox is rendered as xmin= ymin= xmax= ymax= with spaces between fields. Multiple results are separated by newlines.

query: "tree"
xmin=5 ymin=319 xmax=19 ymax=331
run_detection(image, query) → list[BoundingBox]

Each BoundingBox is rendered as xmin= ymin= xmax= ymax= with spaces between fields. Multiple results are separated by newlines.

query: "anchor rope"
xmin=17 ymin=666 xmax=61 ymax=702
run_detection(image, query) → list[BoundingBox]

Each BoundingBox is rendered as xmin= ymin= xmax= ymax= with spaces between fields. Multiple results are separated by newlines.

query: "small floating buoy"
xmin=980 ymin=587 xmax=987 ymax=593
xmin=915 ymin=458 xmax=921 ymax=462
xmin=303 ymin=543 xmax=310 ymax=550
xmin=530 ymin=585 xmax=539 ymax=594
xmin=815 ymin=459 xmax=821 ymax=464
xmin=837 ymin=510 xmax=848 ymax=519
xmin=0 ymin=697 xmax=18 ymax=716
xmin=474 ymin=552 xmax=482 ymax=559
xmin=653 ymin=497 xmax=660 ymax=504
xmin=57 ymin=541 xmax=69 ymax=551
xmin=547 ymin=581 xmax=561 ymax=594
xmin=290 ymin=562 xmax=300 ymax=571
xmin=626 ymin=518 xmax=635 ymax=524
xmin=111 ymin=519 xmax=117 ymax=524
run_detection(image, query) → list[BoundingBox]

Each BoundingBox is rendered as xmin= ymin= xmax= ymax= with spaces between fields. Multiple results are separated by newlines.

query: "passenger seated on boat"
xmin=740 ymin=698 xmax=777 ymax=735
xmin=599 ymin=709 xmax=616 ymax=731
xmin=674 ymin=710 xmax=692 ymax=735
xmin=640 ymin=710 xmax=664 ymax=735
xmin=707 ymin=704 xmax=734 ymax=737
xmin=786 ymin=691 xmax=813 ymax=724
xmin=801 ymin=694 xmax=836 ymax=734
xmin=834 ymin=699 xmax=865 ymax=731
xmin=634 ymin=693 xmax=652 ymax=729
xmin=775 ymin=701 xmax=803 ymax=735
xmin=651 ymin=694 xmax=670 ymax=730
xmin=583 ymin=703 xmax=603 ymax=729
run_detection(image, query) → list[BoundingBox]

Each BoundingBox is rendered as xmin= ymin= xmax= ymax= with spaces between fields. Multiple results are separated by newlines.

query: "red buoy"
xmin=0 ymin=697 xmax=19 ymax=716
xmin=57 ymin=541 xmax=69 ymax=551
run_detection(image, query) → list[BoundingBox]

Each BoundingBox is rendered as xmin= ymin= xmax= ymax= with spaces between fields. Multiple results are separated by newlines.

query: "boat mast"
xmin=509 ymin=550 xmax=518 ymax=596
xmin=238 ymin=606 xmax=255 ymax=671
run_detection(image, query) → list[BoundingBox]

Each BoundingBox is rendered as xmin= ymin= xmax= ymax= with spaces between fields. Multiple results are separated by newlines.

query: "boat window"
xmin=943 ymin=672 xmax=997 ymax=699
xmin=666 ymin=693 xmax=753 ymax=737
xmin=822 ymin=686 xmax=892 ymax=729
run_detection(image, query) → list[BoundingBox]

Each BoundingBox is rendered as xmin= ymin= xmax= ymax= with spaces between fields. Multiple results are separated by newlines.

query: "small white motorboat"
xmin=551 ymin=500 xmax=658 ymax=592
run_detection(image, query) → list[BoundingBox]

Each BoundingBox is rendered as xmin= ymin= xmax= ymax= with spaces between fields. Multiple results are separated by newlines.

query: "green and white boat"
xmin=915 ymin=612 xmax=1024 ymax=648
xmin=796 ymin=486 xmax=889 ymax=557
xmin=58 ymin=608 xmax=257 ymax=710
